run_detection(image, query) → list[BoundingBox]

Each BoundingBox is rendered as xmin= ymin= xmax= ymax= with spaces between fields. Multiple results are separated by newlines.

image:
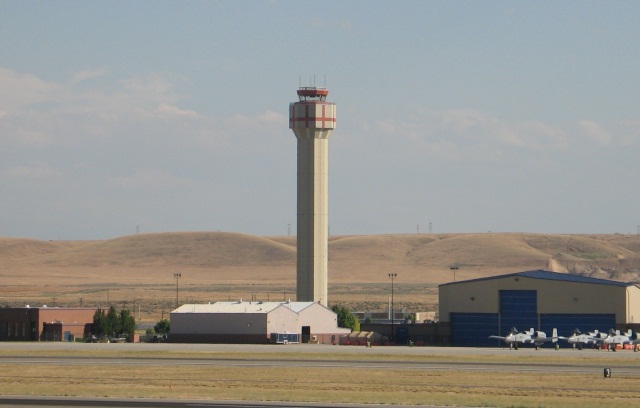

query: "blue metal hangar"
xmin=439 ymin=270 xmax=640 ymax=346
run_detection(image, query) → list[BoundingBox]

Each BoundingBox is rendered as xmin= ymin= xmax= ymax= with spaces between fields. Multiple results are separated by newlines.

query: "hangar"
xmin=439 ymin=270 xmax=640 ymax=346
xmin=170 ymin=300 xmax=350 ymax=344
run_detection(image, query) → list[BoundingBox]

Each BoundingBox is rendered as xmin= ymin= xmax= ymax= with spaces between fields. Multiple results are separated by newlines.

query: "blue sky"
xmin=1 ymin=1 xmax=639 ymax=240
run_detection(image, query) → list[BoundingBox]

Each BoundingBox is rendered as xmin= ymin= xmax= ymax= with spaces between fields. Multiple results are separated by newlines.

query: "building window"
xmin=7 ymin=322 xmax=11 ymax=337
xmin=21 ymin=322 xmax=26 ymax=337
xmin=14 ymin=322 xmax=18 ymax=337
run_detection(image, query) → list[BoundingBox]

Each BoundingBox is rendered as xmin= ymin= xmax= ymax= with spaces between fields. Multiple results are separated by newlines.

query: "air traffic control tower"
xmin=289 ymin=87 xmax=336 ymax=307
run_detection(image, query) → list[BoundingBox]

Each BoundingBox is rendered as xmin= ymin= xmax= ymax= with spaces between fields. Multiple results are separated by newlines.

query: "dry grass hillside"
xmin=1 ymin=232 xmax=640 ymax=323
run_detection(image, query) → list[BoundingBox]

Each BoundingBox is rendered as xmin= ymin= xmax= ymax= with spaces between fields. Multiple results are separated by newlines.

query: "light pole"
xmin=388 ymin=272 xmax=397 ymax=342
xmin=449 ymin=265 xmax=459 ymax=282
xmin=174 ymin=273 xmax=182 ymax=308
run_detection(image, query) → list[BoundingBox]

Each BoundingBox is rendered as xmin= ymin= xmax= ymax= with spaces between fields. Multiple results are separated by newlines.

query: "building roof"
xmin=439 ymin=269 xmax=633 ymax=288
xmin=172 ymin=301 xmax=318 ymax=314
xmin=9 ymin=306 xmax=97 ymax=310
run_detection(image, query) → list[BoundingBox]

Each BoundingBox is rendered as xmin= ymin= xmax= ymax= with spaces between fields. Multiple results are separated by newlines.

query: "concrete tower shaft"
xmin=289 ymin=87 xmax=336 ymax=307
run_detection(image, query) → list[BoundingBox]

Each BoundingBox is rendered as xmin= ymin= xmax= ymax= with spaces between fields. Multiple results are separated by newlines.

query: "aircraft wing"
xmin=532 ymin=334 xmax=561 ymax=344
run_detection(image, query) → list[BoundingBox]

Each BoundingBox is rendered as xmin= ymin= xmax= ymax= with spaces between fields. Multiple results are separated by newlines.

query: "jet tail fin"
xmin=552 ymin=328 xmax=558 ymax=343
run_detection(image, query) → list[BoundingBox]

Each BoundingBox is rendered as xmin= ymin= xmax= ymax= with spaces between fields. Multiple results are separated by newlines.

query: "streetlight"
xmin=449 ymin=265 xmax=459 ymax=282
xmin=388 ymin=272 xmax=397 ymax=342
xmin=174 ymin=273 xmax=182 ymax=308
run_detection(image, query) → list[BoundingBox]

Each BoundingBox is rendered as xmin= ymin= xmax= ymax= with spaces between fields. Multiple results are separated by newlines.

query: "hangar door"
xmin=451 ymin=313 xmax=498 ymax=346
xmin=540 ymin=313 xmax=616 ymax=339
xmin=499 ymin=290 xmax=538 ymax=336
xmin=451 ymin=290 xmax=539 ymax=346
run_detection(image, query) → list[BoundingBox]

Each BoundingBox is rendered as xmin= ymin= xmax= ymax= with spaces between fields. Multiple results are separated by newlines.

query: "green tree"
xmin=92 ymin=308 xmax=108 ymax=337
xmin=154 ymin=319 xmax=170 ymax=334
xmin=119 ymin=309 xmax=136 ymax=339
xmin=106 ymin=305 xmax=121 ymax=336
xmin=331 ymin=305 xmax=360 ymax=332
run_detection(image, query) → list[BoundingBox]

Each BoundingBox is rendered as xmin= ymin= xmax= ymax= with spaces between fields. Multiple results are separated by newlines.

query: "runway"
xmin=2 ymin=342 xmax=640 ymax=371
xmin=2 ymin=353 xmax=640 ymax=376
xmin=1 ymin=341 xmax=639 ymax=362
xmin=0 ymin=396 xmax=419 ymax=408
xmin=1 ymin=342 xmax=639 ymax=407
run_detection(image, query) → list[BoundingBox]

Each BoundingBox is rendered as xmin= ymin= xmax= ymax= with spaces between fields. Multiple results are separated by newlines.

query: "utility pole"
xmin=388 ymin=272 xmax=397 ymax=342
xmin=450 ymin=265 xmax=459 ymax=282
xmin=174 ymin=273 xmax=182 ymax=309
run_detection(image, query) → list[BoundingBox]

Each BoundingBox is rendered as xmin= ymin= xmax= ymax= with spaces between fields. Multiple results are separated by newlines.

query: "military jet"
xmin=601 ymin=329 xmax=640 ymax=351
xmin=562 ymin=328 xmax=601 ymax=350
xmin=489 ymin=327 xmax=560 ymax=350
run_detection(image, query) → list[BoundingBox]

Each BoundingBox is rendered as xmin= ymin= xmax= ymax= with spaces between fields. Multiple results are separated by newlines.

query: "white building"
xmin=170 ymin=300 xmax=350 ymax=344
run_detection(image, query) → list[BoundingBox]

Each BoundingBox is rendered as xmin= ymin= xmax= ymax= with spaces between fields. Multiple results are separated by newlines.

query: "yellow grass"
xmin=1 ymin=348 xmax=639 ymax=407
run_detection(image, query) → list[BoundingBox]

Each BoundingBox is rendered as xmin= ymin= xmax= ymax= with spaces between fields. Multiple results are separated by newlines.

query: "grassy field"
xmin=1 ymin=347 xmax=639 ymax=407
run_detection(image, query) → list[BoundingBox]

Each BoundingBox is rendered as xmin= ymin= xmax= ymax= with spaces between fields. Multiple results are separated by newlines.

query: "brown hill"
xmin=1 ymin=232 xmax=639 ymax=321
xmin=3 ymin=231 xmax=640 ymax=283
xmin=0 ymin=238 xmax=89 ymax=260
xmin=29 ymin=232 xmax=296 ymax=268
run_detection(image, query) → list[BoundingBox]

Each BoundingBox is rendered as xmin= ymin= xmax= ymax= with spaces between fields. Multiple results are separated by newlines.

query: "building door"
xmin=451 ymin=313 xmax=499 ymax=346
xmin=395 ymin=326 xmax=409 ymax=345
xmin=301 ymin=326 xmax=311 ymax=343
xmin=499 ymin=290 xmax=538 ymax=336
xmin=540 ymin=313 xmax=615 ymax=340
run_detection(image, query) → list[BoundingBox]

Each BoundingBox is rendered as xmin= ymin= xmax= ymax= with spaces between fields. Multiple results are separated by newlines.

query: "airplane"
xmin=601 ymin=329 xmax=640 ymax=351
xmin=588 ymin=330 xmax=610 ymax=348
xmin=489 ymin=327 xmax=560 ymax=350
xmin=562 ymin=328 xmax=601 ymax=350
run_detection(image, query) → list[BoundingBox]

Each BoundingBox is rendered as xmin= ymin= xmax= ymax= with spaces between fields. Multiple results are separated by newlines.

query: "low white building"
xmin=170 ymin=300 xmax=351 ymax=344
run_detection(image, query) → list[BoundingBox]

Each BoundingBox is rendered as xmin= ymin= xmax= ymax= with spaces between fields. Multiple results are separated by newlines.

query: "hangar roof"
xmin=172 ymin=301 xmax=317 ymax=314
xmin=440 ymin=269 xmax=633 ymax=288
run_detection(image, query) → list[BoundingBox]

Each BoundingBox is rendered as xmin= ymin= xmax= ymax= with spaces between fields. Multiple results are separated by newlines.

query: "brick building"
xmin=0 ymin=307 xmax=96 ymax=341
